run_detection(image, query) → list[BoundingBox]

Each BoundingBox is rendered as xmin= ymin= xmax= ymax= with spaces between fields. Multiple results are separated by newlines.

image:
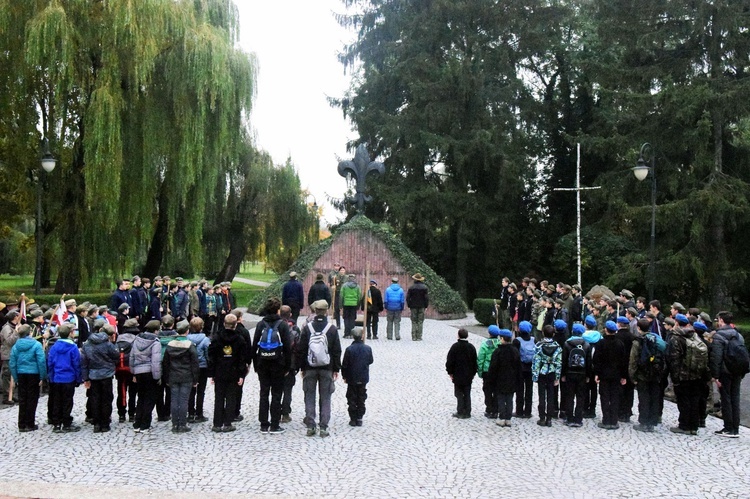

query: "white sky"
xmin=236 ymin=0 xmax=357 ymax=226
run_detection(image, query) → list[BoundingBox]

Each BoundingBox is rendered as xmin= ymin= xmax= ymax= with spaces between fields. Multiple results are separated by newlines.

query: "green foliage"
xmin=472 ymin=299 xmax=500 ymax=327
xmin=249 ymin=215 xmax=468 ymax=316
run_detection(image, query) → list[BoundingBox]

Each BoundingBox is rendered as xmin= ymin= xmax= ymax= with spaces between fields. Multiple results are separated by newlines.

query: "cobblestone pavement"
xmin=1 ymin=317 xmax=749 ymax=498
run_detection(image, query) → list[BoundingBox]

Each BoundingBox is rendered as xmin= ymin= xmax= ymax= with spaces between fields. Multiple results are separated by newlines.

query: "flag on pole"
xmin=54 ymin=296 xmax=69 ymax=325
xmin=19 ymin=296 xmax=26 ymax=322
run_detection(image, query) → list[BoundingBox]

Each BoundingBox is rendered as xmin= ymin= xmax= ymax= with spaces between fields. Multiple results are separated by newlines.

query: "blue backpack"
xmin=257 ymin=320 xmax=283 ymax=361
xmin=517 ymin=336 xmax=536 ymax=364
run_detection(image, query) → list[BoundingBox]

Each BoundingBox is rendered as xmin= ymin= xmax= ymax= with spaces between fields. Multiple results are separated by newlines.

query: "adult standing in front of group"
xmin=710 ymin=311 xmax=747 ymax=438
xmin=307 ymin=273 xmax=332 ymax=310
xmin=340 ymin=274 xmax=361 ymax=339
xmin=296 ymin=300 xmax=342 ymax=437
xmin=406 ymin=273 xmax=429 ymax=341
xmin=363 ymin=279 xmax=384 ymax=340
xmin=384 ymin=277 xmax=405 ymax=341
xmin=282 ymin=272 xmax=304 ymax=323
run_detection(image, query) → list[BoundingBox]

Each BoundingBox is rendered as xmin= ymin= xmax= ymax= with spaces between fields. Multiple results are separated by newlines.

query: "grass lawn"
xmin=237 ymin=261 xmax=278 ymax=284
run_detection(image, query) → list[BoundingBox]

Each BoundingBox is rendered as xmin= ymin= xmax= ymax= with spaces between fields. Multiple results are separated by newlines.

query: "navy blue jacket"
xmin=81 ymin=332 xmax=120 ymax=381
xmin=110 ymin=289 xmax=132 ymax=312
xmin=341 ymin=339 xmax=373 ymax=384
xmin=282 ymin=279 xmax=304 ymax=309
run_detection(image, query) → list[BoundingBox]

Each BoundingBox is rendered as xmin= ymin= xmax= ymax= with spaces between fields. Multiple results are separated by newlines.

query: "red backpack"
xmin=115 ymin=340 xmax=133 ymax=374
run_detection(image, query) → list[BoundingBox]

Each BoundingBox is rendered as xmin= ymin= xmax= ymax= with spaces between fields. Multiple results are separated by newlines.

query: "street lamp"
xmin=632 ymin=142 xmax=655 ymax=301
xmin=34 ymin=138 xmax=56 ymax=294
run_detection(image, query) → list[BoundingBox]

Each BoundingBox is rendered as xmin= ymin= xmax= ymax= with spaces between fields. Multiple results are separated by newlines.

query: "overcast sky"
xmin=236 ymin=0 xmax=357 ymax=226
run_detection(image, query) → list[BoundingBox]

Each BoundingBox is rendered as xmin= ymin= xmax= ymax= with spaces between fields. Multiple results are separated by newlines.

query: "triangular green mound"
xmin=248 ymin=215 xmax=468 ymax=317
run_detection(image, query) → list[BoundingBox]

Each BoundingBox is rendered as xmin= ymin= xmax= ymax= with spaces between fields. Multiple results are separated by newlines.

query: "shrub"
xmin=473 ymin=298 xmax=501 ymax=326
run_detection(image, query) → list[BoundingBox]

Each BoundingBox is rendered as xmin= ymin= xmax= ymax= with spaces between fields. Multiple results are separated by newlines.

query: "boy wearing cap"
xmin=10 ymin=324 xmax=47 ymax=431
xmin=115 ymin=319 xmax=139 ymax=423
xmin=80 ymin=324 xmax=119 ymax=432
xmin=477 ymin=326 xmax=502 ymax=419
xmin=162 ymin=320 xmax=200 ymax=432
xmin=582 ymin=318 xmax=601 ymax=419
xmin=342 ymin=329 xmax=374 ymax=426
xmin=487 ymin=328 xmax=520 ymax=427
xmin=406 ymin=273 xmax=429 ymax=341
xmin=513 ymin=321 xmax=536 ymax=418
xmin=282 ymin=272 xmax=305 ymax=323
xmin=593 ymin=321 xmax=627 ymax=429
xmin=446 ymin=328 xmax=477 ymax=419
xmin=667 ymin=314 xmax=708 ymax=435
xmin=532 ymin=325 xmax=562 ymax=427
xmin=561 ymin=324 xmax=591 ymax=427
xmin=47 ymin=323 xmax=82 ymax=432
xmin=629 ymin=318 xmax=666 ymax=433
xmin=384 ymin=277 xmax=405 ymax=340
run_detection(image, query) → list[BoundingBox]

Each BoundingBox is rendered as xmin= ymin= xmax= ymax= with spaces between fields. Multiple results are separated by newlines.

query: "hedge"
xmin=248 ymin=215 xmax=468 ymax=316
xmin=473 ymin=298 xmax=502 ymax=327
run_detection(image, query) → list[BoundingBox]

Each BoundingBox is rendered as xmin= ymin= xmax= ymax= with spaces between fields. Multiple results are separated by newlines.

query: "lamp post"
xmin=632 ymin=142 xmax=655 ymax=301
xmin=34 ymin=138 xmax=57 ymax=294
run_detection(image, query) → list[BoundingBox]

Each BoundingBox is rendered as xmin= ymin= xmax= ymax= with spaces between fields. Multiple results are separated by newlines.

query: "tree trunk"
xmin=141 ymin=181 xmax=169 ymax=278
xmin=214 ymin=237 xmax=247 ymax=285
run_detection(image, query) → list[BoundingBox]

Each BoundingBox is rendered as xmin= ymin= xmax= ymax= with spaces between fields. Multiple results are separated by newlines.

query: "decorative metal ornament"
xmin=338 ymin=144 xmax=385 ymax=213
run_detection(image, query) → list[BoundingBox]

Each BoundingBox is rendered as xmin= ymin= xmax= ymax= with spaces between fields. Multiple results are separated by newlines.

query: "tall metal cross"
xmin=552 ymin=144 xmax=601 ymax=288
xmin=338 ymin=144 xmax=385 ymax=213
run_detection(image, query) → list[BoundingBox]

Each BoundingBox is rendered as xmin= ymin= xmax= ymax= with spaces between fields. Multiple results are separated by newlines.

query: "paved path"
xmin=1 ymin=317 xmax=749 ymax=498
xmin=233 ymin=276 xmax=271 ymax=287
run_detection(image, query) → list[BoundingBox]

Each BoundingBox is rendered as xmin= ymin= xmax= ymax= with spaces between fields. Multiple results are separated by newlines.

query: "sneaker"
xmin=100 ymin=426 xmax=111 ymax=433
xmin=194 ymin=416 xmax=209 ymax=423
xmin=63 ymin=425 xmax=81 ymax=433
xmin=634 ymin=424 xmax=653 ymax=433
xmin=93 ymin=425 xmax=103 ymax=433
xmin=319 ymin=427 xmax=330 ymax=437
xmin=269 ymin=426 xmax=285 ymax=434
xmin=569 ymin=422 xmax=583 ymax=428
xmin=495 ymin=420 xmax=507 ymax=427
xmin=85 ymin=417 xmax=95 ymax=424
xmin=597 ymin=422 xmax=608 ymax=429
xmin=607 ymin=424 xmax=620 ymax=430
xmin=222 ymin=425 xmax=237 ymax=432
xmin=260 ymin=426 xmax=270 ymax=434
xmin=177 ymin=426 xmax=192 ymax=433
xmin=715 ymin=428 xmax=739 ymax=438
xmin=53 ymin=425 xmax=63 ymax=433
xmin=537 ymin=419 xmax=547 ymax=427
xmin=356 ymin=419 xmax=363 ymax=426
xmin=546 ymin=419 xmax=552 ymax=427
xmin=3 ymin=399 xmax=16 ymax=405
xmin=133 ymin=427 xmax=142 ymax=434
xmin=372 ymin=335 xmax=378 ymax=339
xmin=139 ymin=426 xmax=151 ymax=433
xmin=306 ymin=427 xmax=317 ymax=437
xmin=670 ymin=426 xmax=692 ymax=435
xmin=452 ymin=413 xmax=461 ymax=418
xmin=187 ymin=415 xmax=196 ymax=423
xmin=171 ymin=425 xmax=180 ymax=433
xmin=211 ymin=426 xmax=223 ymax=433
xmin=233 ymin=415 xmax=244 ymax=422
xmin=281 ymin=415 xmax=292 ymax=424
xmin=349 ymin=420 xmax=358 ymax=426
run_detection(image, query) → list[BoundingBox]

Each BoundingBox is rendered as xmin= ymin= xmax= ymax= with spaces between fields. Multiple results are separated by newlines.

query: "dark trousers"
xmin=205 ymin=315 xmax=218 ymax=335
xmin=134 ymin=373 xmax=158 ymax=430
xmin=116 ymin=373 xmax=137 ymax=419
xmin=343 ymin=306 xmax=357 ymax=336
xmin=49 ymin=382 xmax=75 ymax=427
xmin=333 ymin=302 xmax=341 ymax=329
xmin=497 ymin=392 xmax=514 ymax=420
xmin=454 ymin=383 xmax=471 ymax=416
xmin=366 ymin=311 xmax=379 ymax=337
xmin=537 ymin=374 xmax=557 ymax=420
xmin=719 ymin=374 xmax=742 ymax=433
xmin=235 ymin=376 xmax=245 ymax=418
xmin=516 ymin=369 xmax=533 ymax=416
xmin=170 ymin=382 xmax=192 ymax=427
xmin=585 ymin=377 xmax=598 ymax=415
xmin=599 ymin=379 xmax=622 ymax=426
xmin=619 ymin=379 xmax=634 ymax=419
xmin=697 ymin=380 xmax=709 ymax=424
xmin=675 ymin=379 xmax=703 ymax=431
xmin=257 ymin=368 xmax=285 ymax=428
xmin=637 ymin=380 xmax=662 ymax=427
xmin=564 ymin=375 xmax=587 ymax=424
xmin=17 ymin=373 xmax=40 ymax=430
xmin=89 ymin=378 xmax=114 ymax=428
xmin=346 ymin=382 xmax=368 ymax=421
xmin=214 ymin=378 xmax=239 ymax=427
xmin=188 ymin=368 xmax=208 ymax=417
xmin=156 ymin=381 xmax=171 ymax=419
xmin=482 ymin=377 xmax=497 ymax=415
xmin=281 ymin=370 xmax=296 ymax=417
xmin=657 ymin=372 xmax=669 ymax=419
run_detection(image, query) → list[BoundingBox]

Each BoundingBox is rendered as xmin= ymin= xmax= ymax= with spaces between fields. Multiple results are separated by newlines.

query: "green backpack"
xmin=683 ymin=334 xmax=708 ymax=380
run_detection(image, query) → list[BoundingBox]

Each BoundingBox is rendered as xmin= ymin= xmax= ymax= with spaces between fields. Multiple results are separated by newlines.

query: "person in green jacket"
xmin=477 ymin=325 xmax=502 ymax=419
xmin=339 ymin=274 xmax=361 ymax=339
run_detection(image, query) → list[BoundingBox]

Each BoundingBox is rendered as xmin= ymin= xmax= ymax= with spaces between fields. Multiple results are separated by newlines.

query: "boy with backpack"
xmin=615 ymin=315 xmax=636 ymax=423
xmin=709 ymin=311 xmax=748 ymax=438
xmin=629 ymin=318 xmax=667 ymax=433
xmin=252 ymin=298 xmax=292 ymax=434
xmin=477 ymin=326 xmax=502 ymax=419
xmin=532 ymin=325 xmax=562 ymax=427
xmin=593 ymin=321 xmax=627 ymax=430
xmin=561 ymin=323 xmax=591 ymax=427
xmin=115 ymin=318 xmax=139 ymax=423
xmin=295 ymin=300 xmax=342 ymax=437
xmin=445 ymin=328 xmax=477 ymax=419
xmin=667 ymin=314 xmax=709 ymax=435
xmin=162 ymin=320 xmax=200 ymax=433
xmin=280 ymin=305 xmax=301 ymax=424
xmin=342 ymin=329 xmax=374 ymax=426
xmin=486 ymin=328 xmax=520 ymax=427
xmin=513 ymin=321 xmax=535 ymax=418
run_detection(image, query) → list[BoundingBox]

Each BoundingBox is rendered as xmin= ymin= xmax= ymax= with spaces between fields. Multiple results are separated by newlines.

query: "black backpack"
xmin=567 ymin=343 xmax=586 ymax=373
xmin=724 ymin=332 xmax=750 ymax=376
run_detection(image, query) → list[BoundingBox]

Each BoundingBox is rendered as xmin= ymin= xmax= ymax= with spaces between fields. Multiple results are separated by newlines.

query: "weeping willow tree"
xmin=0 ymin=0 xmax=255 ymax=292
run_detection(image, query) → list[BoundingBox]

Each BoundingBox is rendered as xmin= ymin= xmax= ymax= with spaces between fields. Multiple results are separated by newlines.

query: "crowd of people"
xmin=446 ymin=278 xmax=749 ymax=437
